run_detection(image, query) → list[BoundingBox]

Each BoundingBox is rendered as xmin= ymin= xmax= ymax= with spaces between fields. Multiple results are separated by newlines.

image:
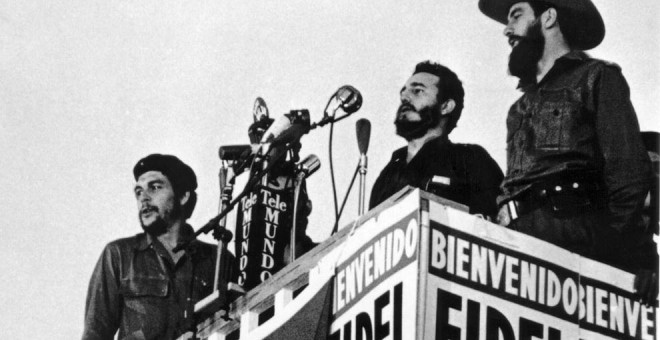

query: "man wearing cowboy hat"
xmin=479 ymin=0 xmax=656 ymax=302
xmin=83 ymin=154 xmax=229 ymax=339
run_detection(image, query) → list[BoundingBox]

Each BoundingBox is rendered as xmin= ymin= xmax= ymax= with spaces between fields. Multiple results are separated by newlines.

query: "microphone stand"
xmin=290 ymin=172 xmax=304 ymax=264
xmin=176 ymin=146 xmax=290 ymax=250
xmin=358 ymin=153 xmax=368 ymax=215
xmin=178 ymin=111 xmax=341 ymax=252
xmin=189 ymin=160 xmax=240 ymax=327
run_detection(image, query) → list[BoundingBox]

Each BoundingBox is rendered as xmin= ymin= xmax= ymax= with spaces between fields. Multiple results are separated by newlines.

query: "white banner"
xmin=424 ymin=202 xmax=657 ymax=340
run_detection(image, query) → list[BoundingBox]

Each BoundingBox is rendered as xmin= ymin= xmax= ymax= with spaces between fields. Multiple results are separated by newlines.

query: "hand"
xmin=496 ymin=204 xmax=511 ymax=227
xmin=633 ymin=268 xmax=658 ymax=306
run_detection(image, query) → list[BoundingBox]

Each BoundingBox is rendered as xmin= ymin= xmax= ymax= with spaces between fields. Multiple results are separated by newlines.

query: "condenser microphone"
xmin=356 ymin=118 xmax=371 ymax=215
xmin=315 ymin=85 xmax=364 ymax=128
xmin=260 ymin=109 xmax=311 ymax=146
xmin=218 ymin=144 xmax=252 ymax=161
xmin=335 ymin=85 xmax=363 ymax=114
xmin=356 ymin=118 xmax=371 ymax=155
xmin=296 ymin=154 xmax=321 ymax=180
xmin=249 ymin=97 xmax=273 ymax=144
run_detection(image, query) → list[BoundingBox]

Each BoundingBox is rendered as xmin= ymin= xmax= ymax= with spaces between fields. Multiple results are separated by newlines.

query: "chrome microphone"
xmin=356 ymin=118 xmax=371 ymax=215
xmin=316 ymin=85 xmax=363 ymax=128
xmin=296 ymin=154 xmax=321 ymax=181
xmin=335 ymin=85 xmax=363 ymax=115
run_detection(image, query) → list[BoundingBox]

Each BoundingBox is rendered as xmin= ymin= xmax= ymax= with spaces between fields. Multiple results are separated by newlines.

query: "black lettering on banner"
xmin=432 ymin=288 xmax=574 ymax=339
xmin=334 ymin=214 xmax=418 ymax=319
xmin=519 ymin=317 xmax=543 ymax=340
xmin=486 ymin=306 xmax=514 ymax=340
xmin=436 ymin=288 xmax=462 ymax=340
xmin=374 ymin=290 xmax=389 ymax=340
xmin=331 ymin=282 xmax=403 ymax=340
xmin=466 ymin=299 xmax=480 ymax=340
xmin=429 ymin=221 xmax=659 ymax=340
xmin=548 ymin=327 xmax=561 ymax=340
xmin=356 ymin=312 xmax=373 ymax=340
xmin=393 ymin=282 xmax=402 ymax=340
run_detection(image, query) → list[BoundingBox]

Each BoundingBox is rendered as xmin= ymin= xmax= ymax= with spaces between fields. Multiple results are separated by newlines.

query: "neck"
xmin=156 ymin=219 xmax=185 ymax=252
xmin=406 ymin=127 xmax=444 ymax=163
xmin=536 ymin=37 xmax=571 ymax=82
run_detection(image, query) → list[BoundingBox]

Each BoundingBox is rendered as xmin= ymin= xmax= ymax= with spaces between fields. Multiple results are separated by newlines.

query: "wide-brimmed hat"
xmin=478 ymin=0 xmax=605 ymax=50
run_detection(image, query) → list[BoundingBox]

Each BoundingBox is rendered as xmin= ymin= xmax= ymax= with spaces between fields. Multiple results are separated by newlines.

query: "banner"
xmin=235 ymin=184 xmax=294 ymax=290
xmin=425 ymin=203 xmax=657 ymax=340
xmin=329 ymin=191 xmax=422 ymax=340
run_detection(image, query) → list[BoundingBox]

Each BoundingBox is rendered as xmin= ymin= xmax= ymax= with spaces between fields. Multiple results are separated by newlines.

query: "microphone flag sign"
xmin=235 ymin=184 xmax=294 ymax=290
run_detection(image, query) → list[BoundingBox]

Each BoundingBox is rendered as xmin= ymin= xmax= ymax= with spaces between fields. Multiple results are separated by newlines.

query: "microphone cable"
xmin=332 ymin=161 xmax=359 ymax=235
xmin=326 ymin=98 xmax=340 ymax=228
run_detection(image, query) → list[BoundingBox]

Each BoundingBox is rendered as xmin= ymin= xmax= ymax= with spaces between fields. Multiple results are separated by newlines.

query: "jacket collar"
xmin=392 ymin=135 xmax=451 ymax=164
xmin=133 ymin=223 xmax=196 ymax=251
xmin=518 ymin=50 xmax=589 ymax=90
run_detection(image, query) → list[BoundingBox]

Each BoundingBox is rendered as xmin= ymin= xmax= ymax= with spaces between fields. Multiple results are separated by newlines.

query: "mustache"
xmin=508 ymin=35 xmax=524 ymax=44
xmin=397 ymin=103 xmax=416 ymax=114
xmin=140 ymin=205 xmax=158 ymax=214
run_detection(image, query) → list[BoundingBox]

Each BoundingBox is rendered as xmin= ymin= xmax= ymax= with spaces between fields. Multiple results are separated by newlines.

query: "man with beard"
xmin=83 ymin=154 xmax=227 ymax=339
xmin=479 ymin=0 xmax=656 ymax=303
xmin=369 ymin=61 xmax=503 ymax=220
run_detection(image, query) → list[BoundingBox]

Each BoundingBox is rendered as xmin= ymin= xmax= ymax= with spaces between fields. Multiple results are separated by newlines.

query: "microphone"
xmin=218 ymin=144 xmax=252 ymax=161
xmin=249 ymin=97 xmax=273 ymax=144
xmin=296 ymin=154 xmax=321 ymax=181
xmin=335 ymin=85 xmax=363 ymax=115
xmin=314 ymin=85 xmax=363 ymax=128
xmin=252 ymin=97 xmax=270 ymax=122
xmin=356 ymin=118 xmax=371 ymax=155
xmin=260 ymin=109 xmax=311 ymax=146
xmin=356 ymin=118 xmax=371 ymax=215
xmin=219 ymin=144 xmax=254 ymax=176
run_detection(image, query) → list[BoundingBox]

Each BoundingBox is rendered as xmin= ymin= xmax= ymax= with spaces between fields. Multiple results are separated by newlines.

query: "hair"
xmin=528 ymin=1 xmax=578 ymax=49
xmin=150 ymin=174 xmax=198 ymax=219
xmin=174 ymin=186 xmax=197 ymax=219
xmin=413 ymin=61 xmax=465 ymax=133
xmin=133 ymin=154 xmax=198 ymax=219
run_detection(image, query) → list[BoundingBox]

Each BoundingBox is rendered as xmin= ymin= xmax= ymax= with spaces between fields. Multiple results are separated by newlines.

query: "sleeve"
xmin=368 ymin=169 xmax=387 ymax=210
xmin=594 ymin=64 xmax=653 ymax=234
xmin=82 ymin=244 xmax=122 ymax=340
xmin=467 ymin=145 xmax=504 ymax=220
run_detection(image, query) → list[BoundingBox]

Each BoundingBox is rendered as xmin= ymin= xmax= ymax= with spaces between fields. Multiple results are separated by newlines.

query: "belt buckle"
xmin=507 ymin=200 xmax=519 ymax=220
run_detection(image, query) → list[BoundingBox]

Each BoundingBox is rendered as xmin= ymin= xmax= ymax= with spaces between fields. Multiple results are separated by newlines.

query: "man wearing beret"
xmin=478 ymin=0 xmax=656 ymax=302
xmin=83 ymin=154 xmax=223 ymax=339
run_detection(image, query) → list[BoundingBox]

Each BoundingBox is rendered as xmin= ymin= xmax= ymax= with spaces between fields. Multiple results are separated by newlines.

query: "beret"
xmin=133 ymin=154 xmax=197 ymax=193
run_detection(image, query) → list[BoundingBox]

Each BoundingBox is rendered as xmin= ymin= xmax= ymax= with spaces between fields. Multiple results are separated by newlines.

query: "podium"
xmin=182 ymin=187 xmax=657 ymax=340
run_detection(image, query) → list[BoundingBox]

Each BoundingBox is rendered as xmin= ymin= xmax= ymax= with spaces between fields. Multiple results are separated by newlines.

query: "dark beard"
xmin=508 ymin=20 xmax=545 ymax=84
xmin=140 ymin=202 xmax=182 ymax=236
xmin=394 ymin=103 xmax=440 ymax=141
xmin=141 ymin=217 xmax=168 ymax=236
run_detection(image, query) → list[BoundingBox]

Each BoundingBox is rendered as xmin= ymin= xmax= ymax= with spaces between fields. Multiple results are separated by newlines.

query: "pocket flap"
xmin=120 ymin=276 xmax=168 ymax=297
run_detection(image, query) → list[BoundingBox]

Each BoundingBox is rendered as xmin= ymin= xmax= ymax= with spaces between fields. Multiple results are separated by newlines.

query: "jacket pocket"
xmin=119 ymin=276 xmax=169 ymax=298
xmin=533 ymin=88 xmax=585 ymax=153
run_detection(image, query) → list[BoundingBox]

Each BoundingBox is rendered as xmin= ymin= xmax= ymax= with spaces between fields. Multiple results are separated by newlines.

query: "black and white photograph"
xmin=0 ymin=0 xmax=658 ymax=339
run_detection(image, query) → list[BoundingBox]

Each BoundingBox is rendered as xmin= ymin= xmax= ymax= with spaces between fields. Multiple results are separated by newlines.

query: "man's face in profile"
xmin=505 ymin=2 xmax=545 ymax=81
xmin=395 ymin=72 xmax=442 ymax=140
xmin=134 ymin=171 xmax=182 ymax=235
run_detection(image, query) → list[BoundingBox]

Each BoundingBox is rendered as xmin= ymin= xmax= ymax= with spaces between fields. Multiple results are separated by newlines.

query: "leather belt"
xmin=506 ymin=179 xmax=602 ymax=220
